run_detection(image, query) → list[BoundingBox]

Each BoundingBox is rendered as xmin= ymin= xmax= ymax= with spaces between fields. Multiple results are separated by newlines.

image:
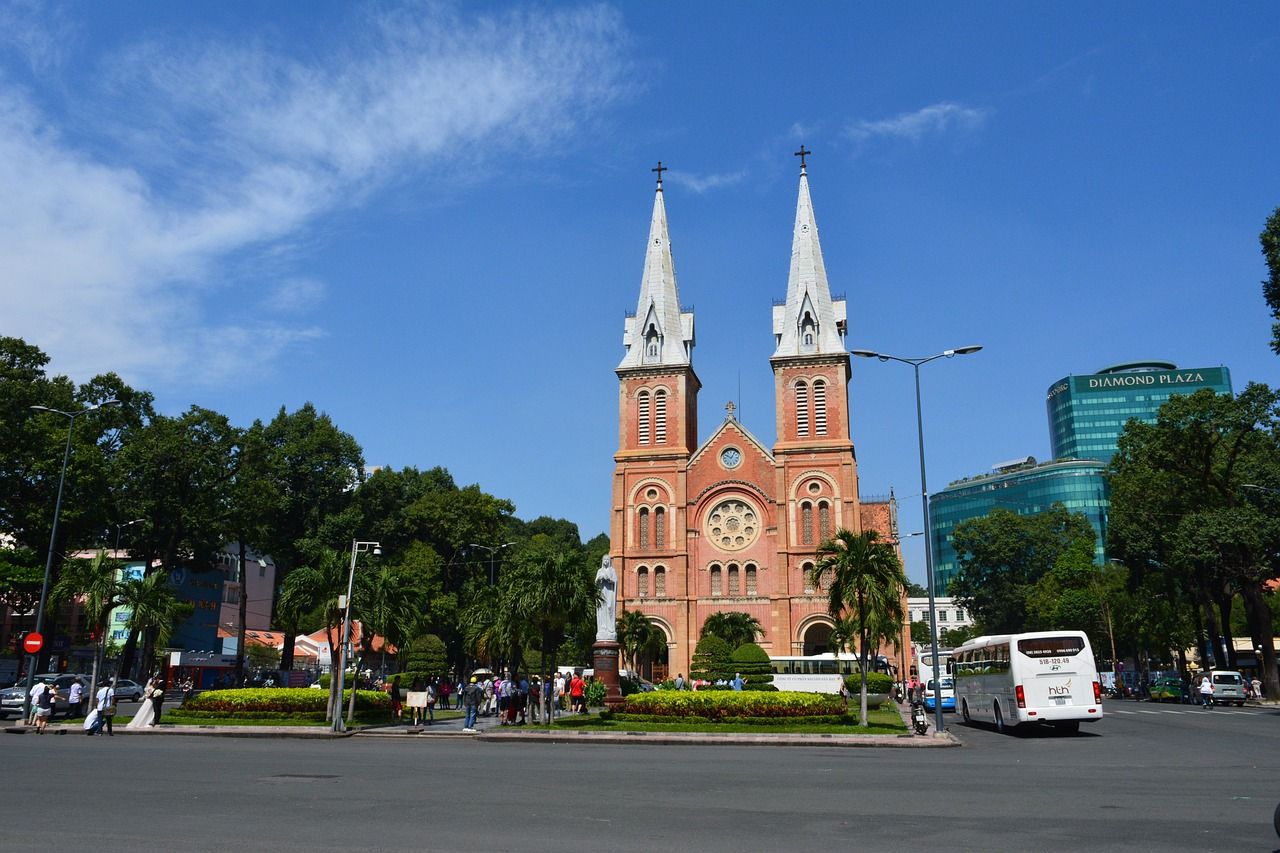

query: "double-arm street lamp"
xmin=469 ymin=541 xmax=517 ymax=586
xmin=24 ymin=399 xmax=121 ymax=720
xmin=851 ymin=346 xmax=982 ymax=735
xmin=333 ymin=539 xmax=381 ymax=733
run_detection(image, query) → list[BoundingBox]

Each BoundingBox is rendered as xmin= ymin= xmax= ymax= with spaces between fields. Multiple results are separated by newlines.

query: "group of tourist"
xmin=384 ymin=670 xmax=593 ymax=730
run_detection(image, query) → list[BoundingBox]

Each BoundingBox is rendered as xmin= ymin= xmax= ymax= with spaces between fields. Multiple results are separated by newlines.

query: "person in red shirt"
xmin=570 ymin=673 xmax=586 ymax=714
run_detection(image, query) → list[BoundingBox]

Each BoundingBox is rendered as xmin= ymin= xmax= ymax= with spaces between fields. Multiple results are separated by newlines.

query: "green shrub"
xmin=612 ymin=712 xmax=851 ymax=726
xmin=586 ymin=679 xmax=606 ymax=707
xmin=624 ymin=690 xmax=844 ymax=720
xmin=400 ymin=634 xmax=448 ymax=687
xmin=657 ymin=679 xmax=677 ymax=690
xmin=183 ymin=687 xmax=389 ymax=714
xmin=317 ymin=672 xmax=354 ymax=690
xmin=166 ymin=709 xmax=328 ymax=721
xmin=690 ymin=635 xmax=733 ymax=682
xmin=845 ymin=672 xmax=893 ymax=694
xmin=731 ymin=642 xmax=775 ymax=688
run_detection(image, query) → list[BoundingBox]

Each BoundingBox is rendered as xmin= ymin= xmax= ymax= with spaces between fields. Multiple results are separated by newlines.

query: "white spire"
xmin=619 ymin=180 xmax=695 ymax=370
xmin=772 ymin=164 xmax=846 ymax=359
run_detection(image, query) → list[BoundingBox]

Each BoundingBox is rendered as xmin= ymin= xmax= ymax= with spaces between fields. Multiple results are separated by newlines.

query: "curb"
xmin=6 ymin=723 xmax=354 ymax=739
xmin=472 ymin=729 xmax=960 ymax=747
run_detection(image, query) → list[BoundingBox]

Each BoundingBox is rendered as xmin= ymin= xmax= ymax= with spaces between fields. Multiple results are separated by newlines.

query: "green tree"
xmin=246 ymin=643 xmax=281 ymax=672
xmin=226 ymin=421 xmax=277 ymax=687
xmin=905 ymin=580 xmax=928 ymax=597
xmin=52 ymin=550 xmax=120 ymax=697
xmin=699 ymin=611 xmax=762 ymax=649
xmin=116 ymin=572 xmax=188 ymax=677
xmin=1108 ymin=384 xmax=1280 ymax=696
xmin=730 ymin=642 xmax=775 ymax=689
xmin=1262 ymin=206 xmax=1280 ymax=355
xmin=616 ymin=609 xmax=665 ymax=679
xmin=278 ymin=548 xmax=355 ymax=721
xmin=690 ymin=635 xmax=733 ymax=683
xmin=811 ymin=529 xmax=907 ymax=726
xmin=949 ymin=504 xmax=1098 ymax=634
xmin=399 ymin=634 xmax=448 ymax=685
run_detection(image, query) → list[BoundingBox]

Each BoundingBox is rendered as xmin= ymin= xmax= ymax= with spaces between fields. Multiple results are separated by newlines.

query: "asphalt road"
xmin=4 ymin=700 xmax=1278 ymax=852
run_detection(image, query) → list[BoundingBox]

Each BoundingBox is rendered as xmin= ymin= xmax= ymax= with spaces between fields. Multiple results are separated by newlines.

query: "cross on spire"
xmin=725 ymin=400 xmax=736 ymax=419
xmin=652 ymin=161 xmax=667 ymax=189
xmin=794 ymin=145 xmax=811 ymax=172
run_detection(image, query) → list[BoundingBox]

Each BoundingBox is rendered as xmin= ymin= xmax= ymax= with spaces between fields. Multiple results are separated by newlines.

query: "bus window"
xmin=1017 ymin=636 xmax=1085 ymax=658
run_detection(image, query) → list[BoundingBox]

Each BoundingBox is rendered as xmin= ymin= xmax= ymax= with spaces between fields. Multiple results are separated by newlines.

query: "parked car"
xmin=1209 ymin=670 xmax=1247 ymax=706
xmin=112 ymin=679 xmax=144 ymax=702
xmin=0 ymin=673 xmax=89 ymax=719
xmin=1148 ymin=676 xmax=1184 ymax=703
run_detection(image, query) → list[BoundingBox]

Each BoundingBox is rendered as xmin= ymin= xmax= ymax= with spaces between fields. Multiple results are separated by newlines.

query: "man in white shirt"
xmin=68 ymin=678 xmax=84 ymax=717
xmin=88 ymin=681 xmax=115 ymax=736
xmin=27 ymin=681 xmax=47 ymax=726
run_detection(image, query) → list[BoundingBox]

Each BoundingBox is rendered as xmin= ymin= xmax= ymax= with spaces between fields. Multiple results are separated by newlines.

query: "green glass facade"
xmin=929 ymin=460 xmax=1109 ymax=597
xmin=1047 ymin=362 xmax=1233 ymax=463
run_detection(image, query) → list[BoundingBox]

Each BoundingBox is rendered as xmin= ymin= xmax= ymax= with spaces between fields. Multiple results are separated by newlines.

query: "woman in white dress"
xmin=126 ymin=678 xmax=157 ymax=729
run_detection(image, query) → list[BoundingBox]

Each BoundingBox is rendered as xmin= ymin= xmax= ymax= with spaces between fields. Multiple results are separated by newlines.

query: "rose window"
xmin=704 ymin=499 xmax=759 ymax=551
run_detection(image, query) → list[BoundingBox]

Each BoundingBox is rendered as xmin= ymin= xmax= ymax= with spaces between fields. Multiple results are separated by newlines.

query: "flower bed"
xmin=624 ymin=690 xmax=844 ymax=720
xmin=182 ymin=687 xmax=389 ymax=715
xmin=612 ymin=712 xmax=850 ymax=726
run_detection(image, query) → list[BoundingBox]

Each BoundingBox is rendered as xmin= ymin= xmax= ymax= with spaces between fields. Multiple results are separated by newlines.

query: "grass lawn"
xmin=547 ymin=706 xmax=906 ymax=735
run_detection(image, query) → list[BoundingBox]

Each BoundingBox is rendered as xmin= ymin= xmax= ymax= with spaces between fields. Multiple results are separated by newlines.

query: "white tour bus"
xmin=952 ymin=631 xmax=1103 ymax=734
xmin=769 ymin=654 xmax=893 ymax=693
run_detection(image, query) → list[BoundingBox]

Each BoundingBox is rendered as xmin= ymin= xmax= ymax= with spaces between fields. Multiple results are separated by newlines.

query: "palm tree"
xmin=116 ymin=571 xmax=187 ymax=680
xmin=53 ymin=550 xmax=119 ymax=698
xmin=699 ymin=611 xmax=762 ymax=649
xmin=501 ymin=548 xmax=596 ymax=725
xmin=811 ymin=529 xmax=907 ymax=726
xmin=278 ymin=549 xmax=349 ymax=720
xmin=617 ymin=610 xmax=666 ymax=679
xmin=356 ymin=565 xmax=426 ymax=679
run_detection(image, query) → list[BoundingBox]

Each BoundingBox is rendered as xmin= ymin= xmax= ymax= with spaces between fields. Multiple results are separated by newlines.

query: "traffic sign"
xmin=22 ymin=632 xmax=43 ymax=654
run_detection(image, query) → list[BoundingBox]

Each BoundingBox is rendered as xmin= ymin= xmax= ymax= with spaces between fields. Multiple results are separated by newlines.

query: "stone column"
xmin=592 ymin=640 xmax=625 ymax=710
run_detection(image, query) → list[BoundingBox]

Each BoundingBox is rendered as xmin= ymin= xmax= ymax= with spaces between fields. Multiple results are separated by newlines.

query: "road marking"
xmin=1135 ymin=710 xmax=1162 ymax=715
xmin=1111 ymin=709 xmax=1136 ymax=714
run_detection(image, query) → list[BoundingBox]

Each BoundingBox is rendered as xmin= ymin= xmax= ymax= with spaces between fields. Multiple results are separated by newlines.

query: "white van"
xmin=1209 ymin=671 xmax=1247 ymax=706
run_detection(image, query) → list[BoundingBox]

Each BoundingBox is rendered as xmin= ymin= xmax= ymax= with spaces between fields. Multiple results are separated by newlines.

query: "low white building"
xmin=907 ymin=596 xmax=974 ymax=633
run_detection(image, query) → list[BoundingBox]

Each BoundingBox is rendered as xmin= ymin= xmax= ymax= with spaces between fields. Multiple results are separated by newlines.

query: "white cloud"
xmin=0 ymin=4 xmax=630 ymax=386
xmin=846 ymin=102 xmax=989 ymax=144
xmin=664 ymin=169 xmax=746 ymax=194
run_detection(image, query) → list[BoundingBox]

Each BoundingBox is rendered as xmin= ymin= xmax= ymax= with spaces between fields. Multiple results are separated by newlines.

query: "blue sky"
xmin=3 ymin=2 xmax=1278 ymax=584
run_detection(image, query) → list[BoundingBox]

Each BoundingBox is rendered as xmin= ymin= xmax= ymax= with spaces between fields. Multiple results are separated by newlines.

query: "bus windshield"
xmin=1017 ymin=636 xmax=1085 ymax=657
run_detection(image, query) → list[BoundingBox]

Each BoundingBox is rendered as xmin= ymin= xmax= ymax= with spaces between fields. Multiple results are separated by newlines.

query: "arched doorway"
xmin=802 ymin=622 xmax=832 ymax=656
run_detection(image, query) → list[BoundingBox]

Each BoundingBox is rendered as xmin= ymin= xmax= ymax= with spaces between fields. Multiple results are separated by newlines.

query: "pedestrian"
xmin=28 ymin=680 xmax=48 ymax=726
xmin=1198 ymin=673 xmax=1214 ymax=709
xmin=1251 ymin=676 xmax=1263 ymax=699
xmin=529 ymin=679 xmax=541 ymax=723
xmin=425 ymin=681 xmax=436 ymax=725
xmin=34 ymin=683 xmax=55 ymax=733
xmin=69 ymin=677 xmax=84 ymax=718
xmin=482 ymin=677 xmax=494 ymax=717
xmin=438 ymin=678 xmax=451 ymax=711
xmin=732 ymin=672 xmax=744 ymax=692
xmin=462 ymin=676 xmax=482 ymax=732
xmin=88 ymin=679 xmax=116 ymax=736
xmin=570 ymin=672 xmax=586 ymax=713
xmin=455 ymin=679 xmax=464 ymax=710
xmin=674 ymin=673 xmax=685 ymax=691
xmin=407 ymin=679 xmax=428 ymax=726
xmin=389 ymin=675 xmax=403 ymax=724
xmin=149 ymin=677 xmax=165 ymax=725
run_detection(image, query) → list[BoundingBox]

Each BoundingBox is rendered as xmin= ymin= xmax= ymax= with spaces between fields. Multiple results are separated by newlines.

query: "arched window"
xmin=654 ymin=389 xmax=667 ymax=443
xmin=655 ymin=566 xmax=666 ymax=597
xmin=795 ymin=381 xmax=809 ymax=437
xmin=637 ymin=391 xmax=651 ymax=445
xmin=813 ymin=379 xmax=827 ymax=435
xmin=802 ymin=561 xmax=815 ymax=595
xmin=801 ymin=501 xmax=814 ymax=546
xmin=638 ymin=507 xmax=650 ymax=549
xmin=728 ymin=564 xmax=740 ymax=596
xmin=654 ymin=507 xmax=666 ymax=549
xmin=800 ymin=311 xmax=816 ymax=353
xmin=638 ymin=566 xmax=649 ymax=598
xmin=710 ymin=564 xmax=722 ymax=597
xmin=644 ymin=324 xmax=660 ymax=363
xmin=746 ymin=564 xmax=757 ymax=596
xmin=818 ymin=500 xmax=832 ymax=540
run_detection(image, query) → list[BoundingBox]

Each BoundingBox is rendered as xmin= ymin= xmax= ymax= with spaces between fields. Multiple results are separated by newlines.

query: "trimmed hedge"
xmin=844 ymin=672 xmax=893 ymax=694
xmin=624 ymin=690 xmax=844 ymax=720
xmin=166 ymin=709 xmax=327 ymax=721
xmin=183 ymin=687 xmax=389 ymax=714
xmin=612 ymin=712 xmax=851 ymax=726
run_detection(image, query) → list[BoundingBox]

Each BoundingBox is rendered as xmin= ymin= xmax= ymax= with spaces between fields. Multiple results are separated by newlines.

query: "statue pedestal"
xmin=592 ymin=640 xmax=625 ymax=710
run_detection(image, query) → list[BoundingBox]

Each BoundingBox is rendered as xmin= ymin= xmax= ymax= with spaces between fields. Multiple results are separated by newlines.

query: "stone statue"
xmin=595 ymin=555 xmax=618 ymax=641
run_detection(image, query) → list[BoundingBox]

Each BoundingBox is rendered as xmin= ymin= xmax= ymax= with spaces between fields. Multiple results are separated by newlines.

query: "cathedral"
xmin=610 ymin=155 xmax=905 ymax=681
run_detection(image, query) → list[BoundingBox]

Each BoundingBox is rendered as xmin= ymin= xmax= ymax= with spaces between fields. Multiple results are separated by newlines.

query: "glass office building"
xmin=1047 ymin=362 xmax=1233 ymax=463
xmin=929 ymin=459 xmax=1108 ymax=597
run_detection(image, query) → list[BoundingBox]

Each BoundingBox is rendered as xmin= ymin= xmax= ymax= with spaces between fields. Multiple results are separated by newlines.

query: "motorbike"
xmin=911 ymin=700 xmax=929 ymax=735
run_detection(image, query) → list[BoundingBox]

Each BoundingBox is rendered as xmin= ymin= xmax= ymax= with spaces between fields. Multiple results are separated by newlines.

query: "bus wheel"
xmin=961 ymin=699 xmax=971 ymax=725
xmin=1055 ymin=721 xmax=1080 ymax=735
xmin=994 ymin=703 xmax=1005 ymax=734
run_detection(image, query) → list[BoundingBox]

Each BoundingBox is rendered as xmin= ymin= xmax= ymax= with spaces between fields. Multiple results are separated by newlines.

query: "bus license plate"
xmin=1054 ymin=697 xmax=1068 ymax=705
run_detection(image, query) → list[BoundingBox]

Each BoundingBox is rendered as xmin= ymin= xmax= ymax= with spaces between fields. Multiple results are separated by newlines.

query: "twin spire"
xmin=619 ymin=150 xmax=846 ymax=372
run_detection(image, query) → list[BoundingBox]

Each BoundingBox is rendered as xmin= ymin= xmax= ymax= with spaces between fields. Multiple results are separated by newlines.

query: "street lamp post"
xmin=469 ymin=542 xmax=517 ymax=586
xmin=333 ymin=539 xmax=381 ymax=733
xmin=852 ymin=346 xmax=982 ymax=735
xmin=23 ymin=400 xmax=120 ymax=722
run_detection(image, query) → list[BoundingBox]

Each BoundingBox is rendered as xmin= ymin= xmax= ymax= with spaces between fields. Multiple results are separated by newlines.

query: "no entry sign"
xmin=22 ymin=632 xmax=43 ymax=654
